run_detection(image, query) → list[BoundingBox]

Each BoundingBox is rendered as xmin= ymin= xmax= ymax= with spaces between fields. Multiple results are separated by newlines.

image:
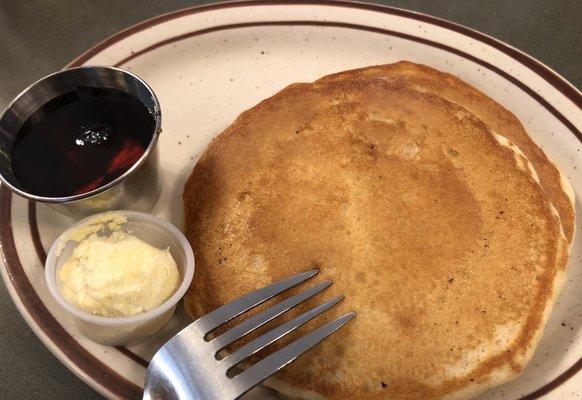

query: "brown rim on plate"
xmin=107 ymin=20 xmax=580 ymax=140
xmin=68 ymin=0 xmax=581 ymax=109
xmin=1 ymin=1 xmax=580 ymax=399
xmin=0 ymin=191 xmax=143 ymax=399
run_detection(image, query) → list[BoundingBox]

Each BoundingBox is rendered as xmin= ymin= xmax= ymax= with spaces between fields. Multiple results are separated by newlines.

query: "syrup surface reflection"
xmin=11 ymin=86 xmax=155 ymax=197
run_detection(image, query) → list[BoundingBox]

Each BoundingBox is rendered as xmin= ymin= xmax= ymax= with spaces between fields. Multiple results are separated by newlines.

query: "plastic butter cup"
xmin=44 ymin=211 xmax=195 ymax=346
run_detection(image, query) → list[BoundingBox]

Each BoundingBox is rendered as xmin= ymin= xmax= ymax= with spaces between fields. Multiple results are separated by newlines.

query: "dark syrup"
xmin=11 ymin=86 xmax=155 ymax=197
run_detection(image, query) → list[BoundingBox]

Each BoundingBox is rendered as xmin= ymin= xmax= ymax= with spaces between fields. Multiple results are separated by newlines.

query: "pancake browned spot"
xmin=319 ymin=61 xmax=575 ymax=244
xmin=183 ymin=72 xmax=570 ymax=400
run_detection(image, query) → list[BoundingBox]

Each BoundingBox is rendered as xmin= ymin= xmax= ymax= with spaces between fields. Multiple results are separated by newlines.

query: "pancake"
xmin=183 ymin=75 xmax=569 ymax=399
xmin=318 ymin=61 xmax=576 ymax=243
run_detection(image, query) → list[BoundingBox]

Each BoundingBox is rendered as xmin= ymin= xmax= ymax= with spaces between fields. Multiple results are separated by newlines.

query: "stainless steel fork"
xmin=143 ymin=269 xmax=354 ymax=400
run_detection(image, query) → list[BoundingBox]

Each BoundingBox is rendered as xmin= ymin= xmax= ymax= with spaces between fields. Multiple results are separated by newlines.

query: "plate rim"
xmin=0 ymin=1 xmax=580 ymax=399
xmin=68 ymin=0 xmax=582 ymax=105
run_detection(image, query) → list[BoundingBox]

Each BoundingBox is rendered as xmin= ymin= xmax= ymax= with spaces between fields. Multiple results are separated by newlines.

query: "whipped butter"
xmin=58 ymin=214 xmax=180 ymax=318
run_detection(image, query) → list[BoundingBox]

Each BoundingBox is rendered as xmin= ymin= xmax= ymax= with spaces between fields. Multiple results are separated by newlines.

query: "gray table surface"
xmin=0 ymin=1 xmax=580 ymax=399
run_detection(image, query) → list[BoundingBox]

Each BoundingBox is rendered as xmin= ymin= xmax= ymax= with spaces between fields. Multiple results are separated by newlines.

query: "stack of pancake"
xmin=183 ymin=62 xmax=574 ymax=399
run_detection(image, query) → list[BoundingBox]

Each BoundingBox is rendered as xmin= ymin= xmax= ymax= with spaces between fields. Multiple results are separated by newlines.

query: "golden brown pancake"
xmin=319 ymin=61 xmax=575 ymax=243
xmin=183 ymin=74 xmax=569 ymax=399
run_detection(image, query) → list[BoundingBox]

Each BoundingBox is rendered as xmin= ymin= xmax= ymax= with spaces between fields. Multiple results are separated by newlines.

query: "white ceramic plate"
xmin=1 ymin=2 xmax=580 ymax=399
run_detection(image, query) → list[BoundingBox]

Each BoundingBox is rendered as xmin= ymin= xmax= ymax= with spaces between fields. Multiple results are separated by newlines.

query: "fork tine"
xmin=222 ymin=295 xmax=345 ymax=369
xmin=194 ymin=269 xmax=319 ymax=334
xmin=211 ymin=280 xmax=332 ymax=352
xmin=231 ymin=312 xmax=355 ymax=392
